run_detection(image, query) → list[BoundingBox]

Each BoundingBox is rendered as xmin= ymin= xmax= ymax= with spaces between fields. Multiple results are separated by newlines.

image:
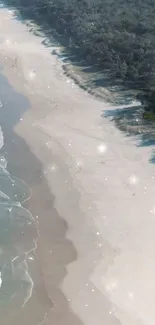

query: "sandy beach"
xmin=0 ymin=6 xmax=155 ymax=325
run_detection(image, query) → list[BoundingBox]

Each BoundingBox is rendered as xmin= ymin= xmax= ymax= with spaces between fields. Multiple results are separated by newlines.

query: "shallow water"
xmin=0 ymin=66 xmax=41 ymax=321
xmin=0 ymin=125 xmax=38 ymax=312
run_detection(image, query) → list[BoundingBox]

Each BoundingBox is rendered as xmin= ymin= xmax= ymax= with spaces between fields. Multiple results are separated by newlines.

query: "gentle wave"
xmin=0 ymin=125 xmax=37 ymax=310
xmin=0 ymin=126 xmax=4 ymax=151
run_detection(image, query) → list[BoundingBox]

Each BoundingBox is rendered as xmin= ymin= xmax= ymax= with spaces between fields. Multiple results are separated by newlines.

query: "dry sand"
xmin=0 ymin=6 xmax=155 ymax=325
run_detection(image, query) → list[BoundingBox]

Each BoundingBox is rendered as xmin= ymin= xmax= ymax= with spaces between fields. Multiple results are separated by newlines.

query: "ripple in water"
xmin=0 ymin=126 xmax=38 ymax=312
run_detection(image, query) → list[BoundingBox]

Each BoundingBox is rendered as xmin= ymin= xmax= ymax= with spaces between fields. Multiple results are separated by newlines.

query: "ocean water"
xmin=0 ymin=65 xmax=39 ymax=317
xmin=0 ymin=125 xmax=38 ymax=312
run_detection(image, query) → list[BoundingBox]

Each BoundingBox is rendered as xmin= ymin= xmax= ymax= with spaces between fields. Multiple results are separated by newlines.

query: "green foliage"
xmin=7 ymin=0 xmax=155 ymax=112
xmin=143 ymin=112 xmax=155 ymax=121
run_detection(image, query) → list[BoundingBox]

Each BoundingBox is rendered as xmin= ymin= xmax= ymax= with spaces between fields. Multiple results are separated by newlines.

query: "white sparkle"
xmin=50 ymin=250 xmax=52 ymax=253
xmin=128 ymin=291 xmax=134 ymax=299
xmin=0 ymin=271 xmax=2 ymax=288
xmin=98 ymin=243 xmax=102 ymax=247
xmin=109 ymin=307 xmax=116 ymax=315
xmin=86 ymin=283 xmax=88 ymax=287
xmin=129 ymin=174 xmax=139 ymax=185
xmin=97 ymin=143 xmax=107 ymax=155
xmin=150 ymin=207 xmax=155 ymax=214
xmin=96 ymin=232 xmax=100 ymax=235
xmin=50 ymin=164 xmax=57 ymax=172
xmin=20 ymin=118 xmax=23 ymax=121
xmin=76 ymin=159 xmax=83 ymax=171
xmin=28 ymin=70 xmax=36 ymax=80
xmin=29 ymin=256 xmax=34 ymax=261
xmin=105 ymin=280 xmax=118 ymax=292
xmin=92 ymin=289 xmax=95 ymax=292
xmin=5 ymin=39 xmax=11 ymax=45
xmin=76 ymin=160 xmax=83 ymax=167
xmin=85 ymin=304 xmax=88 ymax=307
xmin=36 ymin=215 xmax=39 ymax=219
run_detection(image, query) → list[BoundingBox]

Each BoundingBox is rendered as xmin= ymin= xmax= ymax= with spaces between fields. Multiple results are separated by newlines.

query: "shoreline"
xmin=0 ymin=12 xmax=82 ymax=325
xmin=0 ymin=70 xmax=81 ymax=325
xmin=0 ymin=54 xmax=82 ymax=325
xmin=1 ymin=6 xmax=155 ymax=325
xmin=5 ymin=117 xmax=81 ymax=325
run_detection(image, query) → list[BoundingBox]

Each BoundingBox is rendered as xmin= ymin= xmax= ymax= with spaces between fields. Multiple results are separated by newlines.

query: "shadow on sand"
xmin=102 ymin=105 xmax=155 ymax=164
xmin=2 ymin=1 xmax=155 ymax=166
xmin=2 ymin=0 xmax=139 ymax=105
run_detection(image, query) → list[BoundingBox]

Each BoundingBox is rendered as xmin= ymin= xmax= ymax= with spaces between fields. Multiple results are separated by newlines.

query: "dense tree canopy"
xmin=6 ymin=0 xmax=155 ymax=112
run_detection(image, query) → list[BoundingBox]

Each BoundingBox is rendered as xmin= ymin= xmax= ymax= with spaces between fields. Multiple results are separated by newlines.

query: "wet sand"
xmin=1 ymin=5 xmax=155 ymax=325
xmin=0 ymin=67 xmax=82 ymax=325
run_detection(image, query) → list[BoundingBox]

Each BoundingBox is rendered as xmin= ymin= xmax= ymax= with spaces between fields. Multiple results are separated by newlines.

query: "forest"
xmin=5 ymin=0 xmax=155 ymax=113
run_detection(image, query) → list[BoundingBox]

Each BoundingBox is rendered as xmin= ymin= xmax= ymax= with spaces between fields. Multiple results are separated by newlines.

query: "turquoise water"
xmin=0 ymin=127 xmax=38 ymax=310
xmin=0 ymin=66 xmax=39 ymax=314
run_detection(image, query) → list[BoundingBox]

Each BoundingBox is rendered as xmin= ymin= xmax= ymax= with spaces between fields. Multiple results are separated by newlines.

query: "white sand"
xmin=0 ymin=6 xmax=155 ymax=325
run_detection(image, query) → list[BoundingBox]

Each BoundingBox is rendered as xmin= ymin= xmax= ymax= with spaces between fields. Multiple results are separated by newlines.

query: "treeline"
xmin=6 ymin=0 xmax=155 ymax=112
